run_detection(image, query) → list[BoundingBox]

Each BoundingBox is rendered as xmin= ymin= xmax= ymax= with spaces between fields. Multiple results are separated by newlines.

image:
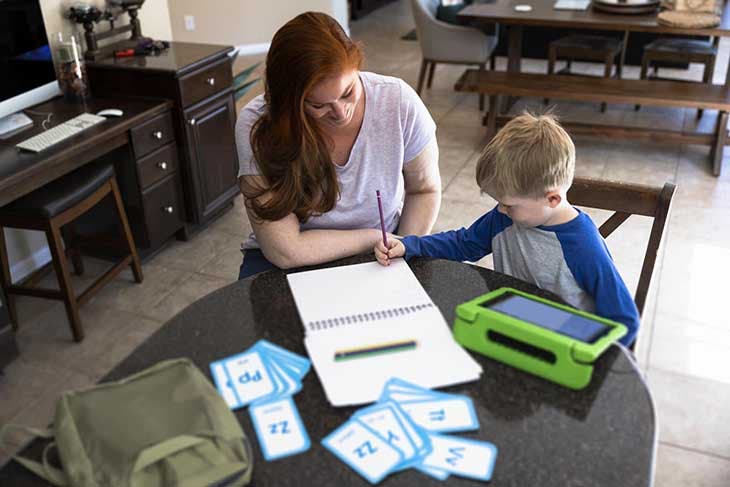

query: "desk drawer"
xmin=142 ymin=176 xmax=183 ymax=246
xmin=137 ymin=143 xmax=178 ymax=190
xmin=179 ymin=57 xmax=232 ymax=107
xmin=131 ymin=112 xmax=175 ymax=158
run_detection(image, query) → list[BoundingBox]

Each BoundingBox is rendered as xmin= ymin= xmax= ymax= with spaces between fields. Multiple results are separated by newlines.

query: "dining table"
xmin=459 ymin=0 xmax=730 ymax=85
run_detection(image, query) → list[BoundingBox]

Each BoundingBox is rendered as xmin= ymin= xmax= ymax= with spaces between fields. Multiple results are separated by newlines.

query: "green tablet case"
xmin=453 ymin=288 xmax=627 ymax=390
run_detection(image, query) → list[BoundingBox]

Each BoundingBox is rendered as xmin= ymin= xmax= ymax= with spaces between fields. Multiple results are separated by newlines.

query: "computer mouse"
xmin=96 ymin=108 xmax=124 ymax=117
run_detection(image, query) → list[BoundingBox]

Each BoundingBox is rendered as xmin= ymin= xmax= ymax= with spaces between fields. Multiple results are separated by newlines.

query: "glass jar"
xmin=52 ymin=32 xmax=90 ymax=101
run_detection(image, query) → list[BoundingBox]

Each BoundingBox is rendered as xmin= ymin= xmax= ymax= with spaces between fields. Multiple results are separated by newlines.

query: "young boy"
xmin=375 ymin=112 xmax=639 ymax=346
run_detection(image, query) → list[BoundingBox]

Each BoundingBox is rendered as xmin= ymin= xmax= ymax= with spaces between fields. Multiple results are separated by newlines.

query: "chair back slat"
xmin=567 ymin=177 xmax=676 ymax=318
xmin=568 ymin=178 xmax=662 ymax=216
xmin=598 ymin=212 xmax=631 ymax=238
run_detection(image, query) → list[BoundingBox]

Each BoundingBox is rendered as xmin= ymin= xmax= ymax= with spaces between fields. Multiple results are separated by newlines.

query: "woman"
xmin=236 ymin=12 xmax=441 ymax=280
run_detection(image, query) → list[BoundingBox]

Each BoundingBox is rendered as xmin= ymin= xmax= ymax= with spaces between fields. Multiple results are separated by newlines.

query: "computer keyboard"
xmin=16 ymin=113 xmax=106 ymax=153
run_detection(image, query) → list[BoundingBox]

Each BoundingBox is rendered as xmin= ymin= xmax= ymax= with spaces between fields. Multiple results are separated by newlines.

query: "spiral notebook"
xmin=286 ymin=260 xmax=482 ymax=406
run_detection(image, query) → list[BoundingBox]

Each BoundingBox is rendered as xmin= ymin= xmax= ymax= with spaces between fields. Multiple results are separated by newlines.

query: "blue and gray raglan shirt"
xmin=401 ymin=206 xmax=639 ymax=346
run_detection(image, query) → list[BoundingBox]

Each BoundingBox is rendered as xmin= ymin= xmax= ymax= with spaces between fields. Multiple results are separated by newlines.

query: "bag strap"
xmin=132 ymin=434 xmax=209 ymax=473
xmin=133 ymin=432 xmax=243 ymax=472
xmin=0 ymin=424 xmax=68 ymax=486
xmin=132 ymin=434 xmax=250 ymax=487
xmin=175 ymin=462 xmax=250 ymax=487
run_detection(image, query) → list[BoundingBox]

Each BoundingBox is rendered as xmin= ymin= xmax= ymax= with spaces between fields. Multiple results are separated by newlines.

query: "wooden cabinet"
xmin=87 ymin=42 xmax=240 ymax=229
xmin=183 ymin=92 xmax=240 ymax=222
xmin=94 ymin=107 xmax=185 ymax=251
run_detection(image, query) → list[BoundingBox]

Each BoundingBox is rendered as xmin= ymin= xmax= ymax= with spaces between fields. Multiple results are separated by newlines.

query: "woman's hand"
xmin=374 ymin=239 xmax=405 ymax=266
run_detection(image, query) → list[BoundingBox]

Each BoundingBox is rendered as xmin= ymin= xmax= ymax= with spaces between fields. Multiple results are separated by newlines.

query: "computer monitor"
xmin=0 ymin=0 xmax=60 ymax=136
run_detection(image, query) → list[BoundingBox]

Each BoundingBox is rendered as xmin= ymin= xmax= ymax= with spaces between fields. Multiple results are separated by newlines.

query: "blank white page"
xmin=286 ymin=260 xmax=434 ymax=331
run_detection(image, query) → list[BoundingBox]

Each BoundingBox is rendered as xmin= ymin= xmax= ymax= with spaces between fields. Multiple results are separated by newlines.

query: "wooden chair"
xmin=636 ymin=37 xmax=719 ymax=118
xmin=545 ymin=33 xmax=628 ymax=112
xmin=567 ymin=178 xmax=676 ymax=335
xmin=0 ymin=162 xmax=143 ymax=342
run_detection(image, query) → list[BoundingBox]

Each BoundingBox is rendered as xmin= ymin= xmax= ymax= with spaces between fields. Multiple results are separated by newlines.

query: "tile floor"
xmin=1 ymin=1 xmax=729 ymax=484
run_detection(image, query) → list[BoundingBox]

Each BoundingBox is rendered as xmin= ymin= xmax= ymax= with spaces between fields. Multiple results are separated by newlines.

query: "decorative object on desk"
xmin=233 ymin=62 xmax=261 ymax=102
xmin=51 ymin=32 xmax=90 ymax=100
xmin=658 ymin=9 xmax=721 ymax=26
xmin=66 ymin=3 xmax=104 ymax=26
xmin=0 ymin=359 xmax=254 ymax=487
xmin=554 ymin=0 xmax=591 ymax=10
xmin=453 ymin=287 xmax=627 ymax=390
xmin=592 ymin=0 xmax=661 ymax=14
xmin=66 ymin=0 xmax=145 ymax=61
xmin=666 ymin=0 xmax=721 ymax=14
xmin=658 ymin=0 xmax=721 ymax=26
xmin=322 ymin=377 xmax=497 ymax=484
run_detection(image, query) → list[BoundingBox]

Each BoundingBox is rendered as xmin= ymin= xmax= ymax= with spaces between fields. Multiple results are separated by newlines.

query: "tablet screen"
xmin=481 ymin=293 xmax=610 ymax=344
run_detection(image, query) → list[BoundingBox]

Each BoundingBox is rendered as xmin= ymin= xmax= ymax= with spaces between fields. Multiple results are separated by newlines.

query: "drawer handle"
xmin=206 ymin=77 xmax=215 ymax=86
xmin=163 ymin=206 xmax=174 ymax=214
xmin=188 ymin=118 xmax=196 ymax=126
xmin=158 ymin=161 xmax=168 ymax=171
xmin=152 ymin=130 xmax=163 ymax=140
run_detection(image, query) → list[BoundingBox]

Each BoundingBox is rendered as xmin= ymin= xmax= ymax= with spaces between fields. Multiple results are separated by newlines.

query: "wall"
xmin=168 ymin=0 xmax=349 ymax=51
xmin=5 ymin=0 xmax=172 ymax=281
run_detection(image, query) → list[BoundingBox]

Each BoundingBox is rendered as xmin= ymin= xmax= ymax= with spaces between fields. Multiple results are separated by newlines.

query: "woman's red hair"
xmin=244 ymin=12 xmax=364 ymax=223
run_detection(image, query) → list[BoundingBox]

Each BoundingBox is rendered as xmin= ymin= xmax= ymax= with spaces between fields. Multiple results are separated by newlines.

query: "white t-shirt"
xmin=235 ymin=71 xmax=437 ymax=249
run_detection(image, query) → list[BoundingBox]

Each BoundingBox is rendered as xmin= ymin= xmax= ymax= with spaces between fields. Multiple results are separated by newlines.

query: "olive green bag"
xmin=0 ymin=358 xmax=253 ymax=487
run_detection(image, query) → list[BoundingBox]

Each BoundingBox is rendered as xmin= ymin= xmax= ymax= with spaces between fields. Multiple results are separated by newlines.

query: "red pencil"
xmin=376 ymin=190 xmax=388 ymax=248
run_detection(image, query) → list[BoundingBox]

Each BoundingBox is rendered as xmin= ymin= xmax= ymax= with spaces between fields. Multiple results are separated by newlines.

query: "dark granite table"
xmin=0 ymin=255 xmax=657 ymax=486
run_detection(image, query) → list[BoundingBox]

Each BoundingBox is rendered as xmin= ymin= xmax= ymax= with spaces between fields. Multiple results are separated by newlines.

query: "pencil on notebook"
xmin=334 ymin=339 xmax=418 ymax=362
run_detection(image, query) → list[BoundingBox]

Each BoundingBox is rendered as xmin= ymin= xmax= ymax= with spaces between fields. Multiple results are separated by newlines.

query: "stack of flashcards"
xmin=210 ymin=340 xmax=313 ymax=461
xmin=210 ymin=339 xmax=311 ymax=409
xmin=322 ymin=378 xmax=498 ymax=484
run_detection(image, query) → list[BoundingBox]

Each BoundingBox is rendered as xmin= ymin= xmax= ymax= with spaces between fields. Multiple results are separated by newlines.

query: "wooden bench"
xmin=454 ymin=69 xmax=730 ymax=176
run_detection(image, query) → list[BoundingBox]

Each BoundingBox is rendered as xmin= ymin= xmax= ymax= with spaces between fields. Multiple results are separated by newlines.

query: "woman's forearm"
xmin=261 ymin=227 xmax=383 ymax=268
xmin=398 ymin=190 xmax=441 ymax=236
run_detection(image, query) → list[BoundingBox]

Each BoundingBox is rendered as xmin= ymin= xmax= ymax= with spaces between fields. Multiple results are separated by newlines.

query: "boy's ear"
xmin=545 ymin=190 xmax=562 ymax=208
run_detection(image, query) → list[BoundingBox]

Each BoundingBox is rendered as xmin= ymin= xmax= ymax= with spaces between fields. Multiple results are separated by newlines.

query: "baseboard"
xmin=9 ymin=245 xmax=51 ymax=283
xmin=233 ymin=42 xmax=271 ymax=57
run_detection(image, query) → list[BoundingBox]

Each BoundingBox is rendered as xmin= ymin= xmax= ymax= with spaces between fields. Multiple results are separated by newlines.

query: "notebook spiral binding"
xmin=308 ymin=302 xmax=435 ymax=332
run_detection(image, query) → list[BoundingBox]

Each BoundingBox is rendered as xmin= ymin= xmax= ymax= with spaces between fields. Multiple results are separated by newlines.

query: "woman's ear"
xmin=545 ymin=190 xmax=562 ymax=208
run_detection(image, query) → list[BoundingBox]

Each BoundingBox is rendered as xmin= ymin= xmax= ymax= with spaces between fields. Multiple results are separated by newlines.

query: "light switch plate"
xmin=184 ymin=15 xmax=195 ymax=31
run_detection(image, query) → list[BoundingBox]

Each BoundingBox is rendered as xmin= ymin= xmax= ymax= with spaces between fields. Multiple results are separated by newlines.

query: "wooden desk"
xmin=0 ymin=96 xmax=185 ymax=251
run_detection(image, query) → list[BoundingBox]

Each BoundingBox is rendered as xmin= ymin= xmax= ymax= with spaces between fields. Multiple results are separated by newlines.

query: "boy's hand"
xmin=374 ymin=238 xmax=405 ymax=266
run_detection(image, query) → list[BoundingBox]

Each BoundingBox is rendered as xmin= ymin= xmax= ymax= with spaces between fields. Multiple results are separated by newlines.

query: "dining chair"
xmin=567 ymin=177 xmax=676 ymax=349
xmin=636 ymin=37 xmax=719 ymax=118
xmin=544 ymin=33 xmax=629 ymax=112
xmin=410 ymin=0 xmax=498 ymax=110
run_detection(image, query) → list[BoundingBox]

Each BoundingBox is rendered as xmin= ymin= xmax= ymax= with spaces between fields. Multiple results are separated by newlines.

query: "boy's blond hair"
xmin=476 ymin=112 xmax=575 ymax=199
